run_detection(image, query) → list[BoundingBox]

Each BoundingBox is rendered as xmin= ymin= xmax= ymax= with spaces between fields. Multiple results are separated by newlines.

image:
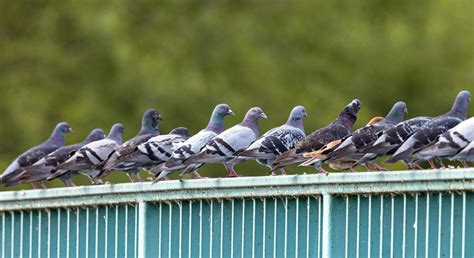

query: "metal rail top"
xmin=0 ymin=169 xmax=473 ymax=211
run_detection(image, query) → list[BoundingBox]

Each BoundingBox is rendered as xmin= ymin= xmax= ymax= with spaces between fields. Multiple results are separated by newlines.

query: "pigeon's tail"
xmin=271 ymin=149 xmax=304 ymax=170
xmin=47 ymin=169 xmax=70 ymax=181
xmin=180 ymin=164 xmax=203 ymax=176
xmin=328 ymin=159 xmax=357 ymax=171
xmin=363 ymin=143 xmax=396 ymax=155
xmin=182 ymin=151 xmax=221 ymax=165
xmin=0 ymin=170 xmax=21 ymax=186
xmin=453 ymin=148 xmax=474 ymax=162
xmin=18 ymin=171 xmax=50 ymax=184
xmin=355 ymin=153 xmax=379 ymax=166
xmin=386 ymin=148 xmax=414 ymax=163
xmin=299 ymin=157 xmax=321 ymax=167
xmin=101 ymin=153 xmax=119 ymax=171
xmin=238 ymin=148 xmax=273 ymax=159
xmin=55 ymin=158 xmax=91 ymax=171
xmin=152 ymin=169 xmax=174 ymax=184
xmin=416 ymin=143 xmax=458 ymax=160
xmin=149 ymin=163 xmax=168 ymax=175
xmin=327 ymin=146 xmax=355 ymax=160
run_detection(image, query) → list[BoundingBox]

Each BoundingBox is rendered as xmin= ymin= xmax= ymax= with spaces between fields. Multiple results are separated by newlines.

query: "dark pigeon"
xmin=51 ymin=123 xmax=125 ymax=183
xmin=271 ymin=99 xmax=362 ymax=173
xmin=150 ymin=104 xmax=234 ymax=182
xmin=1 ymin=122 xmax=73 ymax=188
xmin=17 ymin=128 xmax=106 ymax=187
xmin=237 ymin=106 xmax=307 ymax=175
xmin=100 ymin=109 xmax=162 ymax=182
xmin=387 ymin=90 xmax=471 ymax=165
xmin=181 ymin=107 xmax=267 ymax=178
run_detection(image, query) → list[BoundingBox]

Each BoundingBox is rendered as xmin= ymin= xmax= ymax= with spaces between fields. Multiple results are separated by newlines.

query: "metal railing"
xmin=0 ymin=169 xmax=473 ymax=258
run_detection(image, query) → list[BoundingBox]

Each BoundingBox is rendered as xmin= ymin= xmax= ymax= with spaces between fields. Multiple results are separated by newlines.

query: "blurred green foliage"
xmin=0 ymin=0 xmax=473 ymax=190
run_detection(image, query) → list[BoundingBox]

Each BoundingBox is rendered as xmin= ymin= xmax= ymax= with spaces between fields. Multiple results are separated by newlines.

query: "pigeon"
xmin=416 ymin=116 xmax=474 ymax=167
xmin=387 ymin=90 xmax=471 ymax=167
xmin=327 ymin=101 xmax=408 ymax=171
xmin=236 ymin=106 xmax=307 ymax=175
xmin=1 ymin=122 xmax=73 ymax=188
xmin=181 ymin=107 xmax=267 ymax=178
xmin=115 ymin=127 xmax=190 ymax=171
xmin=271 ymin=99 xmax=362 ymax=173
xmin=100 ymin=109 xmax=162 ymax=182
xmin=355 ymin=116 xmax=432 ymax=168
xmin=298 ymin=116 xmax=385 ymax=170
xmin=17 ymin=128 xmax=106 ymax=187
xmin=150 ymin=104 xmax=234 ymax=181
xmin=51 ymin=123 xmax=125 ymax=183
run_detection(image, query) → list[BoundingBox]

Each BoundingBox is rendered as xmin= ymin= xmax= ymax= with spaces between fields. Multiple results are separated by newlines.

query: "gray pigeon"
xmin=236 ymin=106 xmax=307 ymax=175
xmin=326 ymin=101 xmax=408 ymax=171
xmin=416 ymin=116 xmax=474 ymax=167
xmin=1 ymin=122 xmax=73 ymax=188
xmin=51 ymin=123 xmax=124 ymax=183
xmin=113 ymin=127 xmax=190 ymax=172
xmin=387 ymin=90 xmax=471 ymax=167
xmin=181 ymin=107 xmax=267 ymax=177
xmin=271 ymin=99 xmax=362 ymax=173
xmin=100 ymin=109 xmax=162 ymax=181
xmin=150 ymin=104 xmax=234 ymax=181
xmin=17 ymin=128 xmax=106 ymax=187
xmin=355 ymin=116 xmax=432 ymax=168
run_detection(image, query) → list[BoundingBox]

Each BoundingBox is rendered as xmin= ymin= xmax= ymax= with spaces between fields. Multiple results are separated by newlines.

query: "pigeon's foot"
xmin=318 ymin=167 xmax=328 ymax=174
xmin=437 ymin=159 xmax=447 ymax=169
xmin=428 ymin=160 xmax=437 ymax=169
xmin=461 ymin=161 xmax=469 ymax=168
xmin=227 ymin=170 xmax=240 ymax=177
xmin=192 ymin=171 xmax=208 ymax=179
xmin=64 ymin=180 xmax=76 ymax=187
xmin=279 ymin=168 xmax=287 ymax=176
xmin=39 ymin=181 xmax=47 ymax=189
xmin=363 ymin=164 xmax=372 ymax=172
xmin=373 ymin=163 xmax=387 ymax=171
xmin=136 ymin=173 xmax=144 ymax=182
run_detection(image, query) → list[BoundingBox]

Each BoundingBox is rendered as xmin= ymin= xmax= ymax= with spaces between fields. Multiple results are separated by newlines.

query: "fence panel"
xmin=0 ymin=169 xmax=473 ymax=257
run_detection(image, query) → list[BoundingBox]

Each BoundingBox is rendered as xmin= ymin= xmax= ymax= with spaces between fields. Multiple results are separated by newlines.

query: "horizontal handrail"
xmin=0 ymin=168 xmax=473 ymax=211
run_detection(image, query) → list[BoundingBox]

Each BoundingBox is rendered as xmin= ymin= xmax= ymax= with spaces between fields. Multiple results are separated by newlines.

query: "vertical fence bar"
xmin=137 ymin=201 xmax=158 ymax=258
xmin=322 ymin=193 xmax=332 ymax=258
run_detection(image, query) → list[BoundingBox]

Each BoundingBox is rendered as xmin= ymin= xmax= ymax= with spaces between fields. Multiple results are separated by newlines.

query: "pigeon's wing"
xmin=56 ymin=139 xmax=118 ymax=171
xmin=165 ymin=130 xmax=217 ymax=167
xmin=185 ymin=125 xmax=257 ymax=164
xmin=1 ymin=142 xmax=59 ymax=183
xmin=239 ymin=125 xmax=305 ymax=159
xmin=137 ymin=134 xmax=188 ymax=162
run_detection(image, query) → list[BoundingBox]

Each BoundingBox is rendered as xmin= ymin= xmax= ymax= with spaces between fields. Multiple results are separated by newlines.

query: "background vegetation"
xmin=1 ymin=0 xmax=473 ymax=190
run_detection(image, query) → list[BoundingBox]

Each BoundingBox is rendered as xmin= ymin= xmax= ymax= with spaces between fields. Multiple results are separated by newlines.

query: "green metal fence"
xmin=0 ymin=169 xmax=473 ymax=258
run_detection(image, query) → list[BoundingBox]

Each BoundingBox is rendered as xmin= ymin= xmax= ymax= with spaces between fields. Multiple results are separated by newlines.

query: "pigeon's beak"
xmin=228 ymin=110 xmax=235 ymax=116
xmin=405 ymin=107 xmax=408 ymax=114
xmin=260 ymin=113 xmax=268 ymax=119
xmin=69 ymin=128 xmax=74 ymax=133
xmin=158 ymin=115 xmax=164 ymax=121
xmin=303 ymin=112 xmax=308 ymax=118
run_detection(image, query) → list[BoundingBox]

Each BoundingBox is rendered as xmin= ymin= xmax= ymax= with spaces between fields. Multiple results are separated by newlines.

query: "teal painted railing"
xmin=0 ymin=169 xmax=473 ymax=258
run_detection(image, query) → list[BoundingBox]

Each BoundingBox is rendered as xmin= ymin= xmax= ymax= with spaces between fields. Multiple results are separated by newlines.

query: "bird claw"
xmin=228 ymin=171 xmax=240 ymax=177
